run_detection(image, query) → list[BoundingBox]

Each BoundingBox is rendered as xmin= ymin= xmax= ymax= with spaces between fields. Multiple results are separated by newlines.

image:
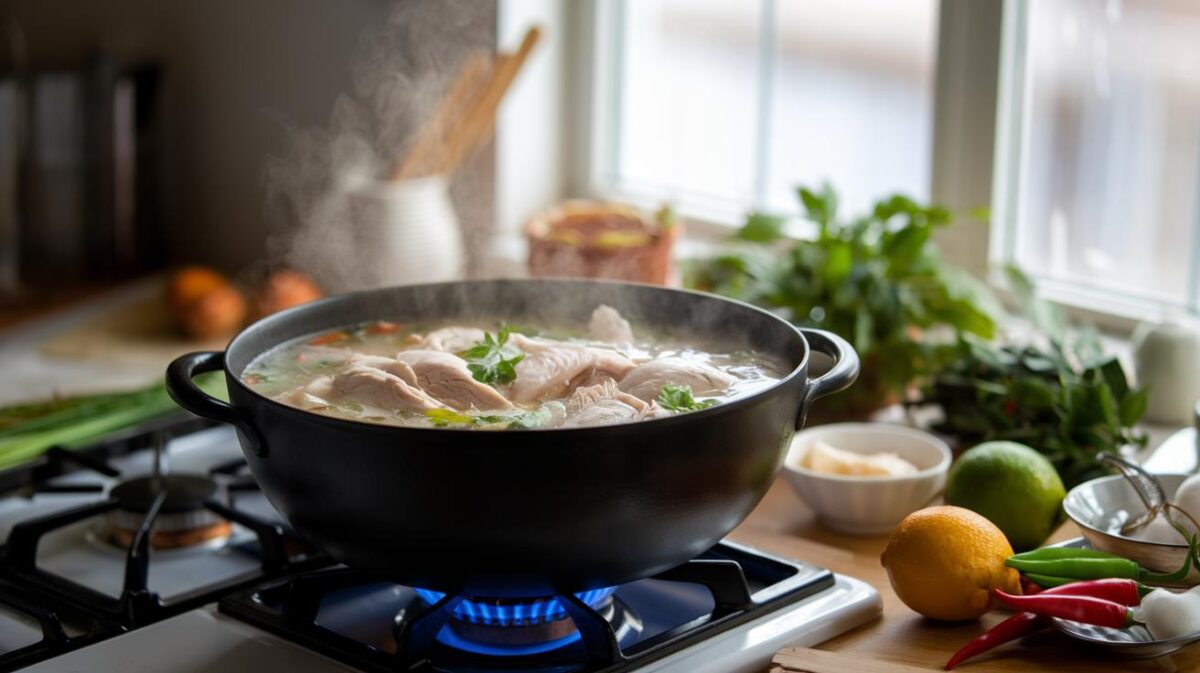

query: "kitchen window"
xmin=991 ymin=0 xmax=1200 ymax=323
xmin=580 ymin=0 xmax=1200 ymax=325
xmin=582 ymin=0 xmax=940 ymax=225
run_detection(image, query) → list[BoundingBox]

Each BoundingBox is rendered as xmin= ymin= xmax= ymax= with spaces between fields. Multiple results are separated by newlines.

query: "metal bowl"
xmin=1063 ymin=473 xmax=1196 ymax=579
xmin=1052 ymin=618 xmax=1200 ymax=659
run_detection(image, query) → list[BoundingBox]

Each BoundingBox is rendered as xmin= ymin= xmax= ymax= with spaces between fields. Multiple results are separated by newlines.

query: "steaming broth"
xmin=243 ymin=307 xmax=786 ymax=429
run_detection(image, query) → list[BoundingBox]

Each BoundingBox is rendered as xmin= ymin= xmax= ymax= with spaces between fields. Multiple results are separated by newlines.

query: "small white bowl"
xmin=782 ymin=422 xmax=952 ymax=536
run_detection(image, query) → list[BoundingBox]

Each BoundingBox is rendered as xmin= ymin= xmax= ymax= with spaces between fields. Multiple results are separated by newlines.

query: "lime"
xmin=945 ymin=441 xmax=1066 ymax=551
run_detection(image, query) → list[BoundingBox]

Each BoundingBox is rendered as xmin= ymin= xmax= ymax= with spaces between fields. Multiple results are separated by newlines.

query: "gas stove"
xmin=0 ymin=418 xmax=879 ymax=672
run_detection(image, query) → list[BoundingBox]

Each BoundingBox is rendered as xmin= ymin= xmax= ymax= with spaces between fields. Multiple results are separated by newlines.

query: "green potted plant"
xmin=686 ymin=184 xmax=999 ymax=421
xmin=913 ymin=268 xmax=1149 ymax=488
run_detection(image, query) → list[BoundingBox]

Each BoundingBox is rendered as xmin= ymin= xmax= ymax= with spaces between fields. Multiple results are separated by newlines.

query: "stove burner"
xmin=218 ymin=542 xmax=838 ymax=673
xmin=0 ymin=420 xmax=322 ymax=638
xmin=413 ymin=588 xmax=617 ymax=628
xmin=111 ymin=475 xmax=218 ymax=513
xmin=106 ymin=475 xmax=232 ymax=550
xmin=413 ymin=588 xmax=618 ymax=651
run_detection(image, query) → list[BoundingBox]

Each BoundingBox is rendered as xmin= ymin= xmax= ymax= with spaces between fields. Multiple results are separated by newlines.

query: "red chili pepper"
xmin=945 ymin=612 xmax=1043 ymax=670
xmin=945 ymin=580 xmax=1147 ymax=670
xmin=1033 ymin=578 xmax=1148 ymax=606
xmin=992 ymin=590 xmax=1138 ymax=629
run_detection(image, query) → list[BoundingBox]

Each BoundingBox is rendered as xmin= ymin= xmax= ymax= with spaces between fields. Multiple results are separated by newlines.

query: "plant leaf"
xmin=823 ymin=242 xmax=853 ymax=285
xmin=1119 ymin=388 xmax=1150 ymax=426
xmin=1094 ymin=358 xmax=1131 ymax=399
xmin=736 ymin=213 xmax=787 ymax=244
xmin=882 ymin=225 xmax=930 ymax=271
xmin=798 ymin=184 xmax=836 ymax=231
xmin=1005 ymin=265 xmax=1068 ymax=340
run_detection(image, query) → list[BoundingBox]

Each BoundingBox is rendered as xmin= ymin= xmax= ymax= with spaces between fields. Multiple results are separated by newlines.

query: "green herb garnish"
xmin=506 ymin=407 xmax=552 ymax=429
xmin=459 ymin=327 xmax=525 ymax=385
xmin=658 ymin=384 xmax=717 ymax=413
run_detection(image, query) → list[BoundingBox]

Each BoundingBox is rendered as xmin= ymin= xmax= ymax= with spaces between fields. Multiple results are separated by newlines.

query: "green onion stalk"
xmin=0 ymin=373 xmax=227 ymax=470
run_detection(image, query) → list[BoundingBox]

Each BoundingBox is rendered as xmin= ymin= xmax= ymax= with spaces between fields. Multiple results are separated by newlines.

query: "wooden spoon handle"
xmin=432 ymin=25 xmax=542 ymax=175
xmin=391 ymin=50 xmax=493 ymax=181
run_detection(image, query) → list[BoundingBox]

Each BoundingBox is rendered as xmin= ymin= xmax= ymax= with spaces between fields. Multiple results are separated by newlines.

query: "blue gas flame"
xmin=412 ymin=587 xmax=616 ymax=627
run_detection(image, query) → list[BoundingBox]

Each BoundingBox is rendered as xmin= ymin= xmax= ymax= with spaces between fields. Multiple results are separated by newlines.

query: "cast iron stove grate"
xmin=219 ymin=540 xmax=835 ymax=672
xmin=0 ymin=417 xmax=325 ymax=631
xmin=0 ymin=575 xmax=122 ymax=673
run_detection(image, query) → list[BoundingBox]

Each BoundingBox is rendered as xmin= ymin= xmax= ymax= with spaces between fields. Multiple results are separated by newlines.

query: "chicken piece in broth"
xmin=329 ymin=366 xmax=446 ymax=413
xmin=588 ymin=305 xmax=634 ymax=344
xmin=506 ymin=334 xmax=636 ymax=404
xmin=618 ymin=357 xmax=735 ymax=403
xmin=395 ymin=350 xmax=514 ymax=411
xmin=561 ymin=379 xmax=657 ymax=428
xmin=415 ymin=327 xmax=486 ymax=353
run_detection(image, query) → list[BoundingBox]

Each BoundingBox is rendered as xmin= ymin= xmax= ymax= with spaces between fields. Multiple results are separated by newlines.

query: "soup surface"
xmin=243 ymin=305 xmax=786 ymax=429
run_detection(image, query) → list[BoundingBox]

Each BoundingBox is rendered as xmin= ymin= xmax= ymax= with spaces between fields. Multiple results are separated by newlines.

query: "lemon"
xmin=881 ymin=505 xmax=1020 ymax=621
xmin=945 ymin=441 xmax=1066 ymax=551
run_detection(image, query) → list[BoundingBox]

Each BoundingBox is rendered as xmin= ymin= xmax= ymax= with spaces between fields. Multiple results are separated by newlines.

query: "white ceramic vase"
xmin=1133 ymin=320 xmax=1200 ymax=425
xmin=347 ymin=176 xmax=464 ymax=288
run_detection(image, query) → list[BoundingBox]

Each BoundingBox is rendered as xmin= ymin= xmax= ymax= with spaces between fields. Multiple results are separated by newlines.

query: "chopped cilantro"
xmin=506 ymin=407 xmax=552 ymax=429
xmin=658 ymin=384 xmax=717 ymax=413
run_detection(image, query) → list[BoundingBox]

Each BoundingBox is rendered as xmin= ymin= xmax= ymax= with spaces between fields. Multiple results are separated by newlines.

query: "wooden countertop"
xmin=731 ymin=479 xmax=1200 ymax=671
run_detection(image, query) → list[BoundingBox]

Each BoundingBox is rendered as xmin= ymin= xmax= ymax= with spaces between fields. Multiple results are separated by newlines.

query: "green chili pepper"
xmin=1023 ymin=573 xmax=1079 ymax=588
xmin=1006 ymin=551 xmax=1192 ymax=584
xmin=1011 ymin=547 xmax=1126 ymax=561
xmin=1006 ymin=557 xmax=1138 ymax=579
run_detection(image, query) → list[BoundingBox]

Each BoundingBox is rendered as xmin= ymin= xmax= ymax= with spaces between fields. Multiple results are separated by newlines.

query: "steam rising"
xmin=264 ymin=0 xmax=493 ymax=292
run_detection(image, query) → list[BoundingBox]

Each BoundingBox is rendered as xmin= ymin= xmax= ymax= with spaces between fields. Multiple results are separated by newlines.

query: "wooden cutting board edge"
xmin=771 ymin=647 xmax=931 ymax=673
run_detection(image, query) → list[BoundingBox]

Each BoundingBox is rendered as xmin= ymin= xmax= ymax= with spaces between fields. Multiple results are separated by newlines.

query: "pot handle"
xmin=166 ymin=351 xmax=266 ymax=457
xmin=796 ymin=328 xmax=860 ymax=429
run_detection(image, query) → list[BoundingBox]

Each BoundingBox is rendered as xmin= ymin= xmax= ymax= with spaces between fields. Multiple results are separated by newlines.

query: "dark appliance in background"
xmin=0 ymin=53 xmax=164 ymax=299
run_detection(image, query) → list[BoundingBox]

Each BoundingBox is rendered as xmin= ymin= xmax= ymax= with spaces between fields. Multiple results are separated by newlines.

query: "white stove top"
xmin=0 ymin=426 xmax=279 ymax=605
xmin=22 ymin=574 xmax=879 ymax=673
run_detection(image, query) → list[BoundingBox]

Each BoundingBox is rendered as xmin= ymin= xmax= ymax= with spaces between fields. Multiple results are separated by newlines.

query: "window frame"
xmin=988 ymin=0 xmax=1199 ymax=332
xmin=567 ymin=0 xmax=1188 ymax=332
xmin=573 ymin=0 xmax=968 ymax=240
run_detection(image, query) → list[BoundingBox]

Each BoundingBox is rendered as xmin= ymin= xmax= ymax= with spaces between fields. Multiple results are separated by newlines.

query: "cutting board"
xmin=38 ymin=295 xmax=226 ymax=370
xmin=771 ymin=648 xmax=929 ymax=673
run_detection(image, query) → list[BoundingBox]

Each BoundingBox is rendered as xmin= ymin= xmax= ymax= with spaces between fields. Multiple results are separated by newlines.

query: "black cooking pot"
xmin=166 ymin=279 xmax=857 ymax=598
